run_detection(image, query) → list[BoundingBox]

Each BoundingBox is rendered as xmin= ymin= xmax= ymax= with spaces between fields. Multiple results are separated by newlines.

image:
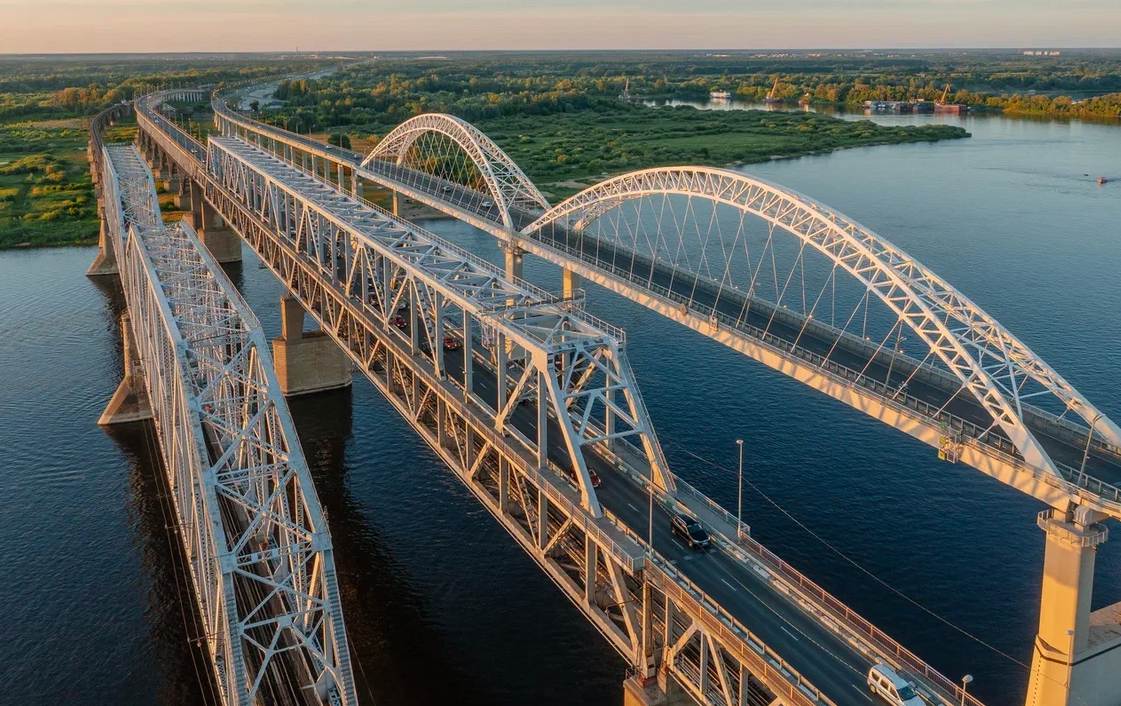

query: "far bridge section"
xmin=130 ymin=87 xmax=1000 ymax=706
xmin=88 ymin=104 xmax=356 ymax=706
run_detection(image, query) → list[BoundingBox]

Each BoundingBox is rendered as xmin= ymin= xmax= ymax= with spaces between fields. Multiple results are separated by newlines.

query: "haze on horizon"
xmin=1 ymin=0 xmax=1120 ymax=54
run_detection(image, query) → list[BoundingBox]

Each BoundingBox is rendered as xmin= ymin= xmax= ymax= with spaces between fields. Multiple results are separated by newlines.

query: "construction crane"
xmin=765 ymin=76 xmax=782 ymax=104
xmin=935 ymin=82 xmax=964 ymax=114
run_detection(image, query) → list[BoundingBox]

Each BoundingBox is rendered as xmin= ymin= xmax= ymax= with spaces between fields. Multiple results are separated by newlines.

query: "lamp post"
xmin=960 ymin=674 xmax=973 ymax=706
xmin=647 ymin=480 xmax=654 ymax=550
xmin=1079 ymin=413 xmax=1101 ymax=477
xmin=736 ymin=439 xmax=745 ymax=538
xmin=886 ymin=332 xmax=906 ymax=387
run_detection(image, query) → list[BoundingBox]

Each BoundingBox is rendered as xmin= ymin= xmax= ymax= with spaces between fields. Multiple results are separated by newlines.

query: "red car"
xmin=390 ymin=315 xmax=407 ymax=330
xmin=443 ymin=336 xmax=462 ymax=351
xmin=567 ymin=468 xmax=602 ymax=490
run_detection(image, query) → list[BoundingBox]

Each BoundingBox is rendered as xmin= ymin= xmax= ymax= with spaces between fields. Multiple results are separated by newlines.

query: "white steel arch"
xmin=362 ymin=113 xmax=549 ymax=230
xmin=525 ymin=166 xmax=1121 ymax=477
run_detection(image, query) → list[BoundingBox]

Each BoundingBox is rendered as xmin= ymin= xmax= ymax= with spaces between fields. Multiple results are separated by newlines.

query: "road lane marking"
xmin=627 ymin=502 xmax=640 ymax=512
xmin=780 ymin=626 xmax=800 ymax=641
xmin=709 ymin=560 xmax=868 ymax=680
xmin=720 ymin=578 xmax=738 ymax=592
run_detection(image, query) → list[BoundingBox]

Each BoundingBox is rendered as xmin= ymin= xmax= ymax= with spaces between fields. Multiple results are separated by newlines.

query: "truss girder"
xmin=525 ymin=166 xmax=1121 ymax=479
xmin=100 ymin=143 xmax=355 ymax=706
xmin=361 ymin=113 xmax=549 ymax=230
xmin=206 ymin=135 xmax=675 ymax=509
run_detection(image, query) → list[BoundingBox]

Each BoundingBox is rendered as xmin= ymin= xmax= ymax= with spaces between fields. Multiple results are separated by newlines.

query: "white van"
xmin=867 ymin=663 xmax=923 ymax=705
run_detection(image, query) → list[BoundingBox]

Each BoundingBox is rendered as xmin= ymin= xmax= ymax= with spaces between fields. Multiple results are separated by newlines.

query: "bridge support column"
xmin=623 ymin=675 xmax=691 ymax=706
xmin=503 ymin=243 xmax=525 ymax=282
xmin=1025 ymin=507 xmax=1121 ymax=706
xmin=98 ymin=313 xmax=152 ymax=425
xmin=86 ymin=216 xmax=117 ymax=276
xmin=271 ymin=296 xmax=352 ymax=396
xmin=172 ymin=177 xmax=189 ymax=211
xmin=198 ymin=197 xmax=242 ymax=263
xmin=562 ymin=267 xmax=581 ymax=299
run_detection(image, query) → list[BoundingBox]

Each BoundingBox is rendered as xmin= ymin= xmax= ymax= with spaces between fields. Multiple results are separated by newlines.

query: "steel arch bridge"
xmin=113 ymin=84 xmax=1121 ymax=706
xmin=362 ymin=113 xmax=550 ymax=230
xmin=524 ymin=165 xmax=1121 ymax=481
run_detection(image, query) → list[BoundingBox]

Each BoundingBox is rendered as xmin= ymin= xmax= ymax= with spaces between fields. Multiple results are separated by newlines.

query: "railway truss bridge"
xmin=84 ymin=84 xmax=1121 ymax=706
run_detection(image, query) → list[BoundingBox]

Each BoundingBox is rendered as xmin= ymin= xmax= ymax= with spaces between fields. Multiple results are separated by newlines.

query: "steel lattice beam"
xmin=100 ymin=143 xmax=356 ymax=706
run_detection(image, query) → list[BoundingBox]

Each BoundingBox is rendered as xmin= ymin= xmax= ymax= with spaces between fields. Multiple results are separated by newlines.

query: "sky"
xmin=1 ymin=0 xmax=1119 ymax=54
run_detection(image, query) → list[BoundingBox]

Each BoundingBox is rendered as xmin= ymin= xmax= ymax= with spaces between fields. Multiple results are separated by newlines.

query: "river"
xmin=2 ymin=106 xmax=1119 ymax=705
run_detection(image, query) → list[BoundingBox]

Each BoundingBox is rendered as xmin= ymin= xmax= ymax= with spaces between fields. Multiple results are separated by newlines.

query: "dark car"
xmin=443 ymin=336 xmax=462 ymax=351
xmin=671 ymin=514 xmax=711 ymax=551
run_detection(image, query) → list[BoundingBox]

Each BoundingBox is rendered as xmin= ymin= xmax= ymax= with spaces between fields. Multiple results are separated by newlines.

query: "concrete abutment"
xmin=86 ymin=217 xmax=118 ymax=277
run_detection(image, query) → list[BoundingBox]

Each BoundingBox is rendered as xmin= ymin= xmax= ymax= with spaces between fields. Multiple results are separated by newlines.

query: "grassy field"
xmin=474 ymin=105 xmax=968 ymax=199
xmin=0 ymin=53 xmax=328 ymax=250
xmin=0 ymin=119 xmax=100 ymax=248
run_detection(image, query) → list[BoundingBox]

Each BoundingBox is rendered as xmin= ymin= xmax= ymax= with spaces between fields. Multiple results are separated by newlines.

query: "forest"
xmin=258 ymin=54 xmax=986 ymax=198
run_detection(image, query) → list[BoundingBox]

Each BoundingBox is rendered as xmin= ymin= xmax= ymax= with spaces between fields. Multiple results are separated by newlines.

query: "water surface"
xmin=2 ymin=108 xmax=1119 ymax=705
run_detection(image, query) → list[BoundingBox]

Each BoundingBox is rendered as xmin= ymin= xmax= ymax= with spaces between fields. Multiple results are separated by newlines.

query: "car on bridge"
xmin=443 ymin=335 xmax=462 ymax=352
xmin=671 ymin=514 xmax=711 ymax=550
xmin=867 ymin=663 xmax=923 ymax=706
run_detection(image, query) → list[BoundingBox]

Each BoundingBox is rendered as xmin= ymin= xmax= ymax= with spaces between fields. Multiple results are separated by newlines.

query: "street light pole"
xmin=736 ymin=439 xmax=745 ymax=537
xmin=647 ymin=480 xmax=654 ymax=549
xmin=960 ymin=674 xmax=973 ymax=706
xmin=1079 ymin=413 xmax=1101 ymax=477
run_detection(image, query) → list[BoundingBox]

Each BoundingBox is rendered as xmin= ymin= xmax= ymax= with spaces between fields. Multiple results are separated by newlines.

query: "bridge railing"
xmin=730 ymin=526 xmax=984 ymax=706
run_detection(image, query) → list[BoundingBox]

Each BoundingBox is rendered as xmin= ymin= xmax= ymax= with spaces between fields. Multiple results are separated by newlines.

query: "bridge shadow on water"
xmin=100 ymin=420 xmax=217 ymax=706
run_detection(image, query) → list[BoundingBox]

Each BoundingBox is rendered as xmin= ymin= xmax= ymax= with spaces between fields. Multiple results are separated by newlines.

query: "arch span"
xmin=362 ymin=113 xmax=549 ymax=230
xmin=524 ymin=166 xmax=1121 ymax=477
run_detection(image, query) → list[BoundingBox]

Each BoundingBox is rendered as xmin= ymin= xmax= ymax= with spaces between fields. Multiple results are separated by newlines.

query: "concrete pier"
xmin=98 ymin=313 xmax=152 ymax=425
xmin=1026 ymin=507 xmax=1121 ymax=706
xmin=271 ymin=297 xmax=352 ymax=396
xmin=504 ymin=243 xmax=525 ymax=282
xmin=562 ymin=266 xmax=581 ymax=299
xmin=197 ymin=194 xmax=242 ymax=263
xmin=622 ymin=675 xmax=691 ymax=706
